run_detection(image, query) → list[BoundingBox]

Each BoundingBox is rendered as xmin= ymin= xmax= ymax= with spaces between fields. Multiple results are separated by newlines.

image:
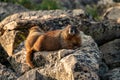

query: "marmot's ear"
xmin=65 ymin=24 xmax=71 ymax=28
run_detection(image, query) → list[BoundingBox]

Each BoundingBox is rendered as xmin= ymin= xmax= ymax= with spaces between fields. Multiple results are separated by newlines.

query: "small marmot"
xmin=25 ymin=25 xmax=81 ymax=68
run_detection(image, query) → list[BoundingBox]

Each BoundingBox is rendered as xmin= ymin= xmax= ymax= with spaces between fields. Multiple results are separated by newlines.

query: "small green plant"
xmin=86 ymin=5 xmax=101 ymax=21
xmin=15 ymin=0 xmax=33 ymax=9
xmin=0 ymin=0 xmax=61 ymax=10
xmin=35 ymin=0 xmax=61 ymax=10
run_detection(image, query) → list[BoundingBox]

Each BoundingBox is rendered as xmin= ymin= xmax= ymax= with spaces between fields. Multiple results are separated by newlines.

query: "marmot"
xmin=25 ymin=25 xmax=81 ymax=68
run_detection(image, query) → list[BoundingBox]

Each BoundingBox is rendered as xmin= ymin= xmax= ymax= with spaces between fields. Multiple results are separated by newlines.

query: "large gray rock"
xmin=100 ymin=39 xmax=120 ymax=69
xmin=8 ymin=32 xmax=104 ymax=80
xmin=80 ymin=20 xmax=120 ymax=46
xmin=0 ymin=2 xmax=28 ymax=21
xmin=103 ymin=6 xmax=120 ymax=20
xmin=7 ymin=48 xmax=30 ymax=75
xmin=17 ymin=69 xmax=47 ymax=80
xmin=0 ymin=63 xmax=17 ymax=80
xmin=103 ymin=68 xmax=120 ymax=80
xmin=0 ymin=30 xmax=26 ymax=56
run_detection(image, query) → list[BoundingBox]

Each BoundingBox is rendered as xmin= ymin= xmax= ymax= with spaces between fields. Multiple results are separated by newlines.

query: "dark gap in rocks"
xmin=0 ymin=44 xmax=16 ymax=74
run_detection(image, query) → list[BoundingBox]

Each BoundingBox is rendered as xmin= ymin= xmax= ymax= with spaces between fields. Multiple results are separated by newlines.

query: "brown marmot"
xmin=25 ymin=25 xmax=81 ymax=68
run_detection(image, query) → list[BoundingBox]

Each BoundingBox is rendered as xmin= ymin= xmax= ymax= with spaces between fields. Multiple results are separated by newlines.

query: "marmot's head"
xmin=63 ymin=25 xmax=80 ymax=40
xmin=66 ymin=25 xmax=79 ymax=36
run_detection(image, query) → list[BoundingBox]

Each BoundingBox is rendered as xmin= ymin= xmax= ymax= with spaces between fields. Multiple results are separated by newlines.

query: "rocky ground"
xmin=0 ymin=1 xmax=120 ymax=80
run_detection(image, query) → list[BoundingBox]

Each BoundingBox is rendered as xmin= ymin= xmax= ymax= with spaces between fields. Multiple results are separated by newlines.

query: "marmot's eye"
xmin=71 ymin=29 xmax=75 ymax=34
xmin=69 ymin=28 xmax=75 ymax=35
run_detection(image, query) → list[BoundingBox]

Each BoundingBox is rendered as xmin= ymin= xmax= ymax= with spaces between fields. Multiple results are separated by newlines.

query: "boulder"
xmin=0 ymin=2 xmax=28 ymax=21
xmin=0 ymin=63 xmax=17 ymax=80
xmin=98 ymin=62 xmax=109 ymax=79
xmin=103 ymin=68 xmax=120 ymax=80
xmin=103 ymin=6 xmax=120 ymax=21
xmin=8 ymin=32 xmax=104 ymax=80
xmin=7 ymin=48 xmax=30 ymax=75
xmin=80 ymin=20 xmax=120 ymax=46
xmin=100 ymin=39 xmax=120 ymax=69
xmin=17 ymin=69 xmax=47 ymax=80
xmin=0 ymin=30 xmax=26 ymax=56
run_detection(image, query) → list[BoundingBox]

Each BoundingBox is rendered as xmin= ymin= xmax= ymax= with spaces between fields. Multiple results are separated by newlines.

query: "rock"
xmin=80 ymin=20 xmax=120 ymax=46
xmin=58 ymin=0 xmax=116 ymax=17
xmin=0 ymin=30 xmax=27 ymax=56
xmin=100 ymin=39 xmax=120 ymax=69
xmin=8 ymin=32 xmax=104 ymax=79
xmin=0 ymin=10 xmax=85 ymax=32
xmin=55 ymin=52 xmax=99 ymax=80
xmin=0 ymin=63 xmax=17 ymax=80
xmin=103 ymin=6 xmax=120 ymax=20
xmin=17 ymin=69 xmax=48 ymax=80
xmin=7 ymin=48 xmax=30 ymax=75
xmin=0 ymin=2 xmax=28 ymax=21
xmin=103 ymin=68 xmax=120 ymax=80
xmin=98 ymin=62 xmax=109 ymax=79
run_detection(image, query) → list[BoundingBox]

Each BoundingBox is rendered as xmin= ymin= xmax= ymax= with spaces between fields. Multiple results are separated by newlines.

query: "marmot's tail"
xmin=26 ymin=49 xmax=34 ymax=68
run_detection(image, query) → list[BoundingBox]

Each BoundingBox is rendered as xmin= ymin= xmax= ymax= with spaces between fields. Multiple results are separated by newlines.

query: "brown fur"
xmin=25 ymin=26 xmax=43 ymax=67
xmin=25 ymin=25 xmax=81 ymax=68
